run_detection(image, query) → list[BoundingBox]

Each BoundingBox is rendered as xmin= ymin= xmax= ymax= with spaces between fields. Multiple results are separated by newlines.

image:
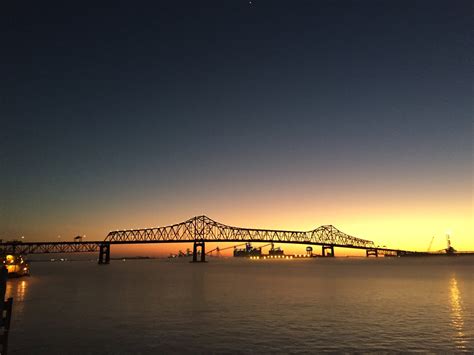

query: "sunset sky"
xmin=1 ymin=0 xmax=472 ymax=255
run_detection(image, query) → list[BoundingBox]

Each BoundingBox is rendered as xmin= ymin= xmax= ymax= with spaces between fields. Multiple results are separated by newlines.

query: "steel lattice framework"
xmin=0 ymin=216 xmax=430 ymax=256
xmin=0 ymin=242 xmax=100 ymax=255
xmin=105 ymin=215 xmax=375 ymax=248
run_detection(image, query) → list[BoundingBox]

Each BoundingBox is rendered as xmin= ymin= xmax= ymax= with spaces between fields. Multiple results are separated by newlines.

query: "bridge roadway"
xmin=0 ymin=215 xmax=421 ymax=263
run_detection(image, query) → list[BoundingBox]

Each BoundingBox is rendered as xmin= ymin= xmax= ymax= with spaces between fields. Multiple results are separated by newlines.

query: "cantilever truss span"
xmin=0 ymin=242 xmax=100 ymax=255
xmin=105 ymin=215 xmax=375 ymax=249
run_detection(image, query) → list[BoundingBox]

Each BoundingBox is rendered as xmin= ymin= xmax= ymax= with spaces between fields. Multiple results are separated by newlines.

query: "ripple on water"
xmin=6 ymin=257 xmax=474 ymax=353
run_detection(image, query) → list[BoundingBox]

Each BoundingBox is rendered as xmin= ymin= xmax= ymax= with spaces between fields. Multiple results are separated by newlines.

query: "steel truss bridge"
xmin=0 ymin=215 xmax=420 ymax=263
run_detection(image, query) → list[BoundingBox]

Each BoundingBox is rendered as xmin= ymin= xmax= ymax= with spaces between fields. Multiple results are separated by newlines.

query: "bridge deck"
xmin=0 ymin=240 xmax=415 ymax=255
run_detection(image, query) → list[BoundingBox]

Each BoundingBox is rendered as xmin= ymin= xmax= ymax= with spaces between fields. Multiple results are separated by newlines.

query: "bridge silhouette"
xmin=0 ymin=215 xmax=419 ymax=263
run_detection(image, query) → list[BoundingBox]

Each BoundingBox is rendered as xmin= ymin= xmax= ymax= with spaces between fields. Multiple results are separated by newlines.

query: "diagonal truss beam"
xmin=0 ymin=242 xmax=101 ymax=255
xmin=105 ymin=215 xmax=375 ymax=248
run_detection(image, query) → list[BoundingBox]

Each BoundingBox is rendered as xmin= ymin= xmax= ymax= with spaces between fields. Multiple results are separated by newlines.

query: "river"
xmin=6 ymin=256 xmax=474 ymax=353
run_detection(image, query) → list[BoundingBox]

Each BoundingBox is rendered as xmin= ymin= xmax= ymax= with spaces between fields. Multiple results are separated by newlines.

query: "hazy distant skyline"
xmin=1 ymin=0 xmax=472 ymax=253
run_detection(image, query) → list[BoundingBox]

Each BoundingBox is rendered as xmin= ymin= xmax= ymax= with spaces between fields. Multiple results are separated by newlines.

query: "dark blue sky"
xmin=1 ymin=1 xmax=472 ymax=245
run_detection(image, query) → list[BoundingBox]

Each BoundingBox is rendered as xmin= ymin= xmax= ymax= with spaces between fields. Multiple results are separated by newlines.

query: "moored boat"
xmin=1 ymin=254 xmax=30 ymax=277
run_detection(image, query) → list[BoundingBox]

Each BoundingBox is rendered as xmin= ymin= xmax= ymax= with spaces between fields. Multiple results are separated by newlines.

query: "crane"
xmin=434 ymin=233 xmax=456 ymax=254
xmin=257 ymin=243 xmax=272 ymax=250
xmin=206 ymin=243 xmax=247 ymax=256
xmin=206 ymin=242 xmax=273 ymax=256
xmin=427 ymin=236 xmax=435 ymax=252
xmin=445 ymin=234 xmax=456 ymax=255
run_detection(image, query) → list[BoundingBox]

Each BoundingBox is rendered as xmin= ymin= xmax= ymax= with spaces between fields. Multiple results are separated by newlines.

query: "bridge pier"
xmin=366 ymin=248 xmax=378 ymax=257
xmin=322 ymin=245 xmax=334 ymax=257
xmin=192 ymin=240 xmax=206 ymax=262
xmin=98 ymin=243 xmax=111 ymax=264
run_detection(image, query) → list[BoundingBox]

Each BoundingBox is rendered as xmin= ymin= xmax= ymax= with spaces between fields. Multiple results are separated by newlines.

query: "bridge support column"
xmin=322 ymin=245 xmax=334 ymax=257
xmin=366 ymin=248 xmax=378 ymax=257
xmin=98 ymin=243 xmax=111 ymax=264
xmin=192 ymin=240 xmax=206 ymax=263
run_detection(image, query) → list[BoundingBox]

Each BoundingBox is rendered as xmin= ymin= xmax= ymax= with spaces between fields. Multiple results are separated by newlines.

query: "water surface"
xmin=6 ymin=256 xmax=474 ymax=353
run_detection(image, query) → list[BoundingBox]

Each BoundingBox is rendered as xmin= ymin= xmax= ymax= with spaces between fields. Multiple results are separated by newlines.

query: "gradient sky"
xmin=1 ymin=0 xmax=472 ymax=254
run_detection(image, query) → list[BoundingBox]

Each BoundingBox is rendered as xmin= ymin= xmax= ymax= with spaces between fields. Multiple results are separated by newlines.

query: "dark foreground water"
xmin=6 ymin=256 xmax=474 ymax=354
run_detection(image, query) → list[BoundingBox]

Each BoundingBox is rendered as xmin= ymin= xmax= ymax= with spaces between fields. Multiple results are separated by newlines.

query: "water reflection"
xmin=6 ymin=279 xmax=28 ymax=302
xmin=5 ymin=279 xmax=29 ymax=318
xmin=449 ymin=275 xmax=467 ymax=350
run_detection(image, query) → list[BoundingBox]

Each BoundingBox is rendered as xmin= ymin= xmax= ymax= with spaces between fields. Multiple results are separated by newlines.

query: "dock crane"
xmin=206 ymin=243 xmax=273 ymax=256
xmin=206 ymin=243 xmax=247 ymax=256
xmin=445 ymin=234 xmax=456 ymax=255
xmin=178 ymin=248 xmax=192 ymax=257
xmin=432 ymin=233 xmax=457 ymax=255
xmin=427 ymin=236 xmax=435 ymax=252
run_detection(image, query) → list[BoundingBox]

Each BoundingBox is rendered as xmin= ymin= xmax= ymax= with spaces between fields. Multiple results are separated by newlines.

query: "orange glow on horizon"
xmin=7 ymin=171 xmax=472 ymax=255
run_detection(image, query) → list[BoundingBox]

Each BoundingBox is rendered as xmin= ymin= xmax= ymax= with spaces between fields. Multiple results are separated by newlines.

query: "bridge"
xmin=0 ymin=215 xmax=419 ymax=263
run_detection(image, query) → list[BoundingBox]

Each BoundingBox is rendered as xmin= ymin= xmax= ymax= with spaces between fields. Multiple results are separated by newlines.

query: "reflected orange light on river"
xmin=5 ymin=278 xmax=29 ymax=318
xmin=6 ymin=279 xmax=28 ymax=302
